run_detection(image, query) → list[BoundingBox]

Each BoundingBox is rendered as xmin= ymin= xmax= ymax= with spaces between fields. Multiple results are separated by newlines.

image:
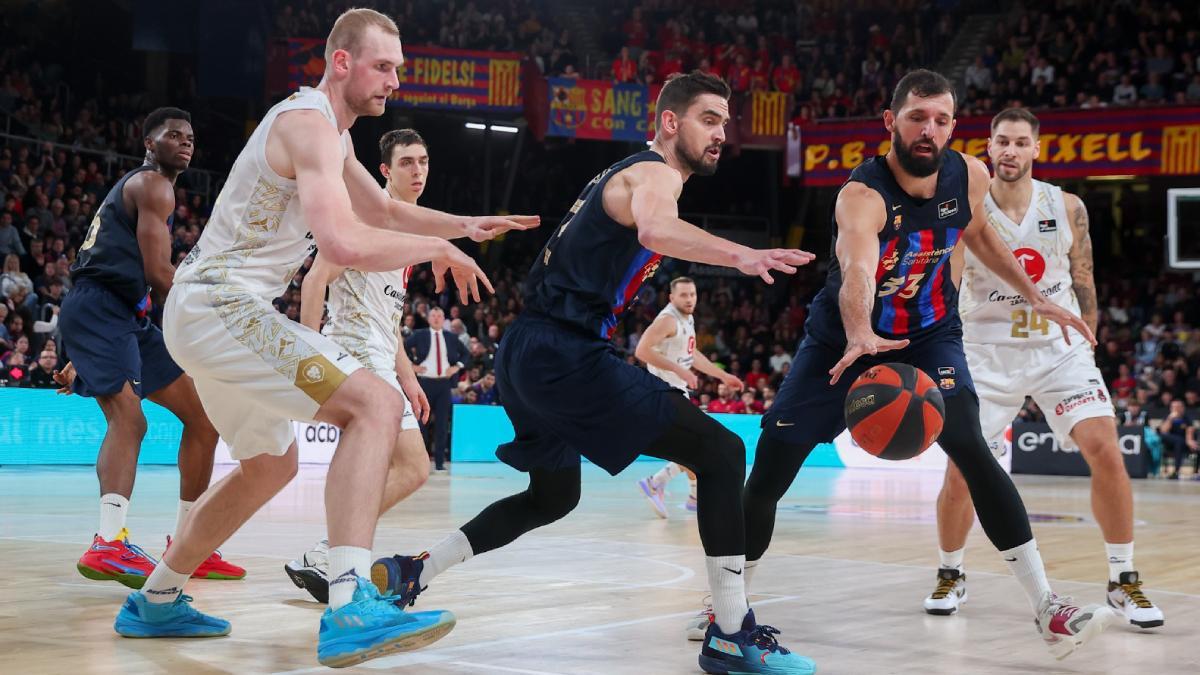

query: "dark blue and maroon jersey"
xmin=71 ymin=165 xmax=173 ymax=310
xmin=523 ymin=151 xmax=665 ymax=339
xmin=806 ymin=150 xmax=971 ymax=345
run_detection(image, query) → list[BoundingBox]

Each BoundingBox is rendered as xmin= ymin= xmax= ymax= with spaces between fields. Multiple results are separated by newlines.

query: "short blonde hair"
xmin=325 ymin=8 xmax=399 ymax=63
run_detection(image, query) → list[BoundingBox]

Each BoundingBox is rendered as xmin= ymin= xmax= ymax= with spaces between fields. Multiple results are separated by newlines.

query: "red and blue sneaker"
xmin=370 ymin=552 xmax=428 ymax=607
xmin=699 ymin=609 xmax=817 ymax=674
xmin=77 ymin=528 xmax=158 ymax=589
xmin=165 ymin=536 xmax=246 ymax=580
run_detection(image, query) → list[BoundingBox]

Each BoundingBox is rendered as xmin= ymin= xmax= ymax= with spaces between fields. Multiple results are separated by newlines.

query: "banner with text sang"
xmin=546 ymin=78 xmax=660 ymax=142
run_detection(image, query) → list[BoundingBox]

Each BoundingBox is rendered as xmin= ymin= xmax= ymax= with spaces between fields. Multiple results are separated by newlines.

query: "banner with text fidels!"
xmin=799 ymin=106 xmax=1200 ymax=186
xmin=286 ymin=40 xmax=522 ymax=112
xmin=1010 ymin=422 xmax=1147 ymax=477
xmin=546 ymin=78 xmax=661 ymax=142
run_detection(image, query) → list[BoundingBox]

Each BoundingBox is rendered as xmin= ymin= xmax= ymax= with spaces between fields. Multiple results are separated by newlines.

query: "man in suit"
xmin=407 ymin=305 xmax=466 ymax=470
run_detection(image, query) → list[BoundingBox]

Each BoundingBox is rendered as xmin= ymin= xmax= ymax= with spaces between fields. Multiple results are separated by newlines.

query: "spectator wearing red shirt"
xmin=773 ymin=54 xmax=801 ymax=94
xmin=745 ymin=359 xmax=770 ymax=390
xmin=707 ymin=383 xmax=746 ymax=414
xmin=689 ymin=31 xmax=713 ymax=70
xmin=727 ymin=54 xmax=752 ymax=93
xmin=750 ymin=57 xmax=770 ymax=91
xmin=754 ymin=35 xmax=771 ymax=66
xmin=612 ymin=47 xmax=637 ymax=83
xmin=1112 ymin=363 xmax=1137 ymax=400
xmin=740 ymin=391 xmax=764 ymax=414
xmin=657 ymin=50 xmax=684 ymax=83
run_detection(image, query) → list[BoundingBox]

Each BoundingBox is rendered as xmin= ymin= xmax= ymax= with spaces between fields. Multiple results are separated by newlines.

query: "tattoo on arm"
xmin=1068 ymin=196 xmax=1098 ymax=333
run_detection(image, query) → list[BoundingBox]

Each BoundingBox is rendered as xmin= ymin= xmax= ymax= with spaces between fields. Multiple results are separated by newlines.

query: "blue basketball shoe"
xmin=370 ymin=552 xmax=428 ymax=607
xmin=114 ymin=591 xmax=231 ymax=638
xmin=317 ymin=574 xmax=455 ymax=668
xmin=699 ymin=609 xmax=816 ymax=674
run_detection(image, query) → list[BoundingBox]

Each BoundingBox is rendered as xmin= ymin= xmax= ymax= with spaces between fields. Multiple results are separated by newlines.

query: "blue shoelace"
xmin=750 ymin=624 xmax=791 ymax=655
xmin=124 ymin=541 xmax=160 ymax=565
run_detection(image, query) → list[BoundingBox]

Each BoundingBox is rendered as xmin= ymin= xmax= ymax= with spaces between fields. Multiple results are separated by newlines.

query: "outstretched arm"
xmin=342 ymin=145 xmax=539 ymax=242
xmin=828 ymin=181 xmax=910 ymax=384
xmin=629 ymin=162 xmax=815 ymax=282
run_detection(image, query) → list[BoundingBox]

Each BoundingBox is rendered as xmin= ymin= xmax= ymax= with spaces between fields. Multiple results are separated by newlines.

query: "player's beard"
xmin=995 ymin=158 xmax=1032 ymax=182
xmin=675 ymin=138 xmax=719 ymax=176
xmin=893 ymin=128 xmax=946 ymax=178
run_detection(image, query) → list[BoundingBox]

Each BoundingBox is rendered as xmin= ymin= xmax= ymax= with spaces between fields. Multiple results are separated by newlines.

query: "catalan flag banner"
xmin=287 ymin=40 xmax=522 ymax=112
xmin=750 ymin=91 xmax=789 ymax=137
xmin=799 ymin=106 xmax=1200 ymax=186
xmin=546 ymin=78 xmax=661 ymax=142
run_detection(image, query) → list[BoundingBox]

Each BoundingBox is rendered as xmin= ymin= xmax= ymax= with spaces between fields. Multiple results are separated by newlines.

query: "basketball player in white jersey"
xmin=110 ymin=9 xmax=538 ymax=668
xmin=635 ymin=276 xmax=744 ymax=519
xmin=924 ymin=107 xmax=1163 ymax=629
xmin=284 ymin=128 xmax=433 ymax=603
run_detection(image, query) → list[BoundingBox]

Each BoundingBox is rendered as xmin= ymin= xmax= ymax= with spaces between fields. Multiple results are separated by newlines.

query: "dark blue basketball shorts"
xmin=494 ymin=314 xmax=679 ymax=475
xmin=59 ymin=280 xmax=183 ymax=399
xmin=762 ymin=325 xmax=974 ymax=447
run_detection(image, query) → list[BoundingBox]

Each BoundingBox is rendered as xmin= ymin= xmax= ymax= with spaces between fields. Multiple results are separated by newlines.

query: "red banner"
xmin=286 ymin=40 xmax=522 ymax=112
xmin=546 ymin=78 xmax=661 ymax=142
xmin=799 ymin=106 xmax=1200 ymax=186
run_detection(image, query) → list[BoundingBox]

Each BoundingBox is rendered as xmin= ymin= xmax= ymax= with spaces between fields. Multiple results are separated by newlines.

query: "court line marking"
xmin=448 ymin=662 xmax=567 ymax=675
xmin=271 ymin=594 xmax=800 ymax=674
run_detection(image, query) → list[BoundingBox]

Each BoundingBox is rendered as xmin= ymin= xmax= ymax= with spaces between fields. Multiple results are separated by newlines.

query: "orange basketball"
xmin=844 ymin=363 xmax=945 ymax=460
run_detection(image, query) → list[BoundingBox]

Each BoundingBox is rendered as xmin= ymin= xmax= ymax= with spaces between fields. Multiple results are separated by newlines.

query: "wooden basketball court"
xmin=2 ymin=463 xmax=1196 ymax=674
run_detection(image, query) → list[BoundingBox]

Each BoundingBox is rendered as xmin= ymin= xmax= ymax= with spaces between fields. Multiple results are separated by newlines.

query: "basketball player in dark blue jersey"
xmin=371 ymin=72 xmax=819 ymax=674
xmin=58 ymin=107 xmax=245 ymax=587
xmin=739 ymin=70 xmax=1116 ymax=660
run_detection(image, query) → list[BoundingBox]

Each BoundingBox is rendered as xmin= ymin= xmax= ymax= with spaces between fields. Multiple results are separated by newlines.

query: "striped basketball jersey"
xmin=960 ymin=179 xmax=1079 ymax=346
xmin=645 ymin=302 xmax=696 ymax=392
xmin=807 ymin=151 xmax=972 ymax=345
xmin=523 ymin=150 xmax=665 ymax=339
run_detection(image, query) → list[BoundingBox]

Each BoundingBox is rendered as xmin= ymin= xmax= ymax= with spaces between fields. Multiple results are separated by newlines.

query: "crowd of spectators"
xmin=957 ymin=1 xmax=1200 ymax=116
xmin=604 ymin=0 xmax=961 ymax=120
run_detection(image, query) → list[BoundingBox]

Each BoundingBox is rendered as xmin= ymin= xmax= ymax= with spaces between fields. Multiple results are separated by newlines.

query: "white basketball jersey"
xmin=960 ymin=179 xmax=1080 ymax=346
xmin=175 ymin=87 xmax=350 ymax=300
xmin=646 ymin=303 xmax=696 ymax=392
xmin=323 ymin=266 xmax=411 ymax=370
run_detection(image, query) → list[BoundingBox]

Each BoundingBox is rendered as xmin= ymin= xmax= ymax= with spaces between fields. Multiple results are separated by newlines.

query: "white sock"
xmin=652 ymin=463 xmax=682 ymax=487
xmin=1105 ymin=541 xmax=1134 ymax=582
xmin=706 ymin=555 xmax=750 ymax=634
xmin=420 ymin=529 xmax=474 ymax=588
xmin=98 ymin=493 xmax=129 ymax=541
xmin=939 ymin=547 xmax=965 ymax=572
xmin=173 ymin=500 xmax=194 ymax=540
xmin=1001 ymin=539 xmax=1052 ymax=613
xmin=327 ymin=545 xmax=372 ymax=610
xmin=142 ymin=561 xmax=190 ymax=604
xmin=744 ymin=559 xmax=758 ymax=596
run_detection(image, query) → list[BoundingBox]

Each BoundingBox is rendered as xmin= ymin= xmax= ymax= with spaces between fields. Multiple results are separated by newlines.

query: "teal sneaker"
xmin=317 ymin=574 xmax=455 ymax=668
xmin=114 ymin=591 xmax=231 ymax=638
xmin=699 ymin=609 xmax=816 ymax=674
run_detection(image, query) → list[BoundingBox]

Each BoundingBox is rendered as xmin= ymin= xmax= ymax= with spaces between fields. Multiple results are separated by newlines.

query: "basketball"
xmin=844 ymin=363 xmax=945 ymax=461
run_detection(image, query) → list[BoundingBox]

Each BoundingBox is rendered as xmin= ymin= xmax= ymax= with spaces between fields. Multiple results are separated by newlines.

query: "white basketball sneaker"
xmin=1107 ymin=571 xmax=1164 ymax=628
xmin=637 ymin=477 xmax=669 ymax=519
xmin=284 ymin=538 xmax=330 ymax=603
xmin=1034 ymin=592 xmax=1117 ymax=660
xmin=923 ymin=568 xmax=967 ymax=615
xmin=685 ymin=594 xmax=714 ymax=641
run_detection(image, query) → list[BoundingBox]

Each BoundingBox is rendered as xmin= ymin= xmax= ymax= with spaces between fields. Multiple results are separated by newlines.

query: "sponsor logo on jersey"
xmin=893 ymin=214 xmax=903 ymax=229
xmin=939 ymin=377 xmax=955 ymax=390
xmin=881 ymin=250 xmax=900 ymax=271
xmin=1012 ymin=247 xmax=1046 ymax=283
xmin=938 ymin=367 xmax=955 ymax=377
xmin=986 ymin=280 xmax=1064 ymax=306
xmin=383 ymin=284 xmax=406 ymax=301
xmin=1088 ymin=378 xmax=1100 ymax=385
xmin=937 ymin=198 xmax=958 ymax=219
xmin=1037 ymin=219 xmax=1057 ymax=232
xmin=901 ymin=245 xmax=956 ymax=266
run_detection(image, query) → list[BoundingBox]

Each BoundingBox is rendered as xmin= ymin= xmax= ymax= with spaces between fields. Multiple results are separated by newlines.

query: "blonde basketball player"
xmin=285 ymin=129 xmax=434 ymax=603
xmin=636 ymin=276 xmax=744 ymax=519
xmin=926 ymin=107 xmax=1163 ymax=629
xmin=111 ymin=9 xmax=538 ymax=668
